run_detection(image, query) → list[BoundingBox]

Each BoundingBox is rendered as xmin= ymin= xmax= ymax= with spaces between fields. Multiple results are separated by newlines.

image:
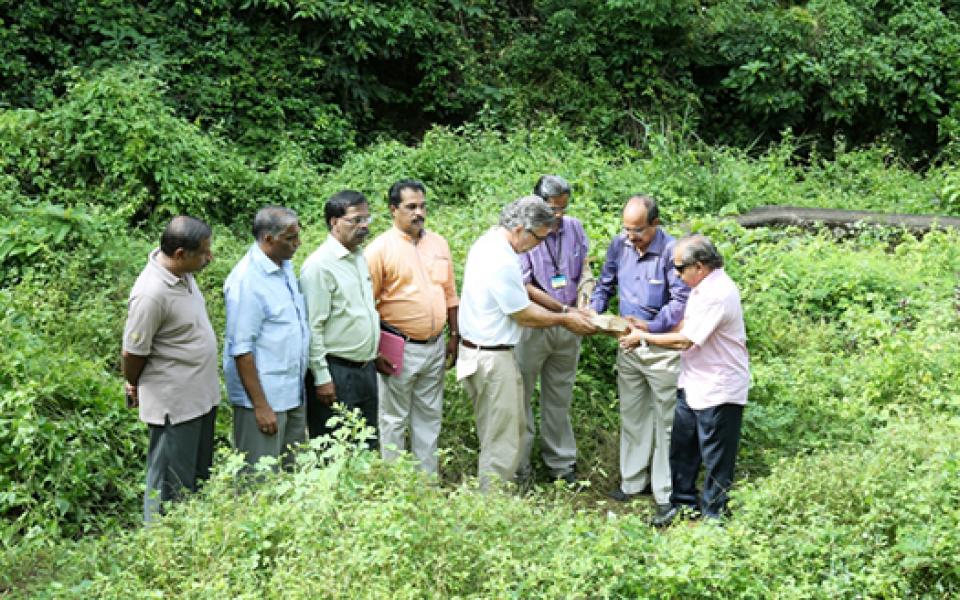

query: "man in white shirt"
xmin=457 ymin=195 xmax=597 ymax=488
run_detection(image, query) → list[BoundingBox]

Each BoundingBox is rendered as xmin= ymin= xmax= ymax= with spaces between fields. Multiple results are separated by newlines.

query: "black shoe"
xmin=651 ymin=504 xmax=680 ymax=528
xmin=606 ymin=486 xmax=639 ymax=502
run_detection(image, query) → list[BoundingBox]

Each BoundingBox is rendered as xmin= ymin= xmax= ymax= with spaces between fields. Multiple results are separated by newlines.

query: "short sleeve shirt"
xmin=458 ymin=228 xmax=531 ymax=346
xmin=678 ymin=268 xmax=750 ymax=410
xmin=123 ymin=249 xmax=220 ymax=425
xmin=365 ymin=226 xmax=459 ymax=339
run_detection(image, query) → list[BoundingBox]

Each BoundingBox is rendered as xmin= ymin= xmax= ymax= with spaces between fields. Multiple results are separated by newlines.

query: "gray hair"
xmin=533 ymin=175 xmax=571 ymax=201
xmin=253 ymin=206 xmax=299 ymax=241
xmin=677 ymin=234 xmax=724 ymax=269
xmin=499 ymin=195 xmax=555 ymax=231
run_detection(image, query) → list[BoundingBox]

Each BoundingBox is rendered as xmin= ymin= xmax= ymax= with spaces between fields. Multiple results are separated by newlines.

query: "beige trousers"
xmin=515 ymin=325 xmax=581 ymax=478
xmin=377 ymin=337 xmax=445 ymax=475
xmin=616 ymin=344 xmax=680 ymax=504
xmin=459 ymin=344 xmax=525 ymax=489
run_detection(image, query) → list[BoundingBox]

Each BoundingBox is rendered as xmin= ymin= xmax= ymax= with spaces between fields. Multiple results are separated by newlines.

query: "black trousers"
xmin=144 ymin=407 xmax=217 ymax=522
xmin=669 ymin=389 xmax=743 ymax=518
xmin=305 ymin=359 xmax=379 ymax=450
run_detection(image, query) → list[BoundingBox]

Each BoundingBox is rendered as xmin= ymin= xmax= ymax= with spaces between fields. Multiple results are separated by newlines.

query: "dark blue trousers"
xmin=669 ymin=389 xmax=743 ymax=518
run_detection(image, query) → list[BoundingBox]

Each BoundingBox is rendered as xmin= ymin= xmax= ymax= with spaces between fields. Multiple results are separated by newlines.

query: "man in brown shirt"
xmin=122 ymin=216 xmax=220 ymax=522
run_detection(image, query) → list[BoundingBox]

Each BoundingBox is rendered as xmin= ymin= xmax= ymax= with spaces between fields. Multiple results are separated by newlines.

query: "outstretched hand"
xmin=618 ymin=327 xmax=647 ymax=350
xmin=563 ymin=310 xmax=599 ymax=336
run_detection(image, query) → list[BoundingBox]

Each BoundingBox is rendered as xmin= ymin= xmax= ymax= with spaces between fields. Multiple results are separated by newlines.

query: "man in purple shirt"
xmin=590 ymin=195 xmax=690 ymax=508
xmin=516 ymin=176 xmax=592 ymax=485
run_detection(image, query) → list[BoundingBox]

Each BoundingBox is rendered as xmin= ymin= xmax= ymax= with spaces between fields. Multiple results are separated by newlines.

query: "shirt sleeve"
xmin=364 ymin=241 xmax=384 ymax=301
xmin=590 ymin=238 xmax=619 ymax=313
xmin=225 ymin=275 xmax=264 ymax=357
xmin=577 ymin=221 xmax=590 ymax=282
xmin=441 ymin=241 xmax=460 ymax=308
xmin=123 ymin=295 xmax=162 ymax=356
xmin=680 ymin=296 xmax=724 ymax=347
xmin=518 ymin=250 xmax=534 ymax=285
xmin=491 ymin=262 xmax=531 ymax=315
xmin=300 ymin=261 xmax=334 ymax=385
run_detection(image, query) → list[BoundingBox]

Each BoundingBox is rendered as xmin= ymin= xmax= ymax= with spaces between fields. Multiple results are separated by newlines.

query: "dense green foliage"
xmin=3 ymin=2 xmax=960 ymax=595
xmin=4 ymin=1 xmax=960 ymax=161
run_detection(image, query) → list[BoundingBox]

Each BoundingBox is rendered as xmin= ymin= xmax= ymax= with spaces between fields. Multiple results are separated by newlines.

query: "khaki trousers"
xmin=617 ymin=344 xmax=680 ymax=504
xmin=459 ymin=344 xmax=525 ymax=489
xmin=378 ymin=337 xmax=445 ymax=475
xmin=515 ymin=325 xmax=581 ymax=478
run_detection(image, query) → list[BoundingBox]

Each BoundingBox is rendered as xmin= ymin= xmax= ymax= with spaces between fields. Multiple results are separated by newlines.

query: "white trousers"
xmin=515 ymin=325 xmax=581 ymax=478
xmin=616 ymin=344 xmax=680 ymax=504
xmin=378 ymin=337 xmax=445 ymax=475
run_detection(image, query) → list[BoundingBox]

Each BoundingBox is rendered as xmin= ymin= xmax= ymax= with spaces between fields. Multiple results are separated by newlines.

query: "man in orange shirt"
xmin=365 ymin=179 xmax=459 ymax=476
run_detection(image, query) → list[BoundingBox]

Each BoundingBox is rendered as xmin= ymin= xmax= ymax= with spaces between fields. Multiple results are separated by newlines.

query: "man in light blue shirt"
xmin=224 ymin=206 xmax=310 ymax=469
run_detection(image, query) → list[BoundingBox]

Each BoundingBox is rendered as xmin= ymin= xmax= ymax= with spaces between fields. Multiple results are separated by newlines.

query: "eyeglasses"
xmin=527 ymin=228 xmax=549 ymax=242
xmin=342 ymin=215 xmax=373 ymax=226
xmin=549 ymin=205 xmax=567 ymax=214
xmin=623 ymin=225 xmax=654 ymax=235
xmin=674 ymin=262 xmax=693 ymax=273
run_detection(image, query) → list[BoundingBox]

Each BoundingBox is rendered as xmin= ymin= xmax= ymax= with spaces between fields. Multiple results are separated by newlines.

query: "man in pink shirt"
xmin=619 ymin=234 xmax=749 ymax=526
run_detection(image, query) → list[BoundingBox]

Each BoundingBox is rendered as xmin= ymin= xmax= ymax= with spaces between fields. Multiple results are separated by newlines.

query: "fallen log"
xmin=733 ymin=205 xmax=960 ymax=234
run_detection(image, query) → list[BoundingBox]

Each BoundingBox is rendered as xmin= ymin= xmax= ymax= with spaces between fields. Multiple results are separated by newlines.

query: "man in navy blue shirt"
xmin=590 ymin=195 xmax=689 ymax=515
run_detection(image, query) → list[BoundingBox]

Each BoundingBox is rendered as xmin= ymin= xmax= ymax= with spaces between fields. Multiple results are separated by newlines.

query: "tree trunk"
xmin=733 ymin=205 xmax=960 ymax=234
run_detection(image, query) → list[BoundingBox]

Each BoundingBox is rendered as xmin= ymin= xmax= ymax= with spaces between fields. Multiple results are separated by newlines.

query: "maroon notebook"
xmin=378 ymin=330 xmax=405 ymax=376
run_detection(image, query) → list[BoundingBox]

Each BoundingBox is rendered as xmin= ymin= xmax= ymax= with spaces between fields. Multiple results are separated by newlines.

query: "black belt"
xmin=406 ymin=333 xmax=442 ymax=345
xmin=382 ymin=322 xmax=442 ymax=345
xmin=461 ymin=339 xmax=514 ymax=351
xmin=326 ymin=354 xmax=373 ymax=369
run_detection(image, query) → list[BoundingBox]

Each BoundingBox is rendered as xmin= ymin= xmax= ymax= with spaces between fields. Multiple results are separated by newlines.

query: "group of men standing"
xmin=121 ymin=176 xmax=750 ymax=528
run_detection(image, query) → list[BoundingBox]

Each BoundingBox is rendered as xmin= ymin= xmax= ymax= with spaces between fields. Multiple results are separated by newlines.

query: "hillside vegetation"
xmin=2 ymin=2 xmax=960 ymax=597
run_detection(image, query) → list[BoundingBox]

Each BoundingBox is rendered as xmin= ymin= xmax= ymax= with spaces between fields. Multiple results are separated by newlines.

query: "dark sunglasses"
xmin=674 ymin=262 xmax=694 ymax=273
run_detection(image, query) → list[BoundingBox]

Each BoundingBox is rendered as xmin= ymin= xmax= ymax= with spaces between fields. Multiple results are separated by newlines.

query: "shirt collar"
xmin=250 ymin=243 xmax=282 ymax=274
xmin=693 ymin=267 xmax=724 ymax=293
xmin=546 ymin=217 xmax=566 ymax=240
xmin=325 ymin=234 xmax=356 ymax=260
xmin=621 ymin=227 xmax=666 ymax=257
xmin=148 ymin=248 xmax=186 ymax=288
xmin=391 ymin=224 xmax=426 ymax=243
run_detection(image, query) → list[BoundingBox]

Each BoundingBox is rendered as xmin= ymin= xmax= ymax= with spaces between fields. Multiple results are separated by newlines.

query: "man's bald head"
xmin=622 ymin=195 xmax=661 ymax=253
xmin=622 ymin=195 xmax=659 ymax=226
xmin=160 ymin=216 xmax=212 ymax=257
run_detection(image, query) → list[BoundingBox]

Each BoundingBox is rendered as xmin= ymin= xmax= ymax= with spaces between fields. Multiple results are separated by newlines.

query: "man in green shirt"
xmin=300 ymin=190 xmax=383 ymax=448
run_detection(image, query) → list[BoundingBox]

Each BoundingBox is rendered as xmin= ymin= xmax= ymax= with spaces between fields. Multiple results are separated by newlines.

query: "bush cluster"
xmin=5 ymin=417 xmax=958 ymax=597
xmin=3 ymin=1 xmax=960 ymax=162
